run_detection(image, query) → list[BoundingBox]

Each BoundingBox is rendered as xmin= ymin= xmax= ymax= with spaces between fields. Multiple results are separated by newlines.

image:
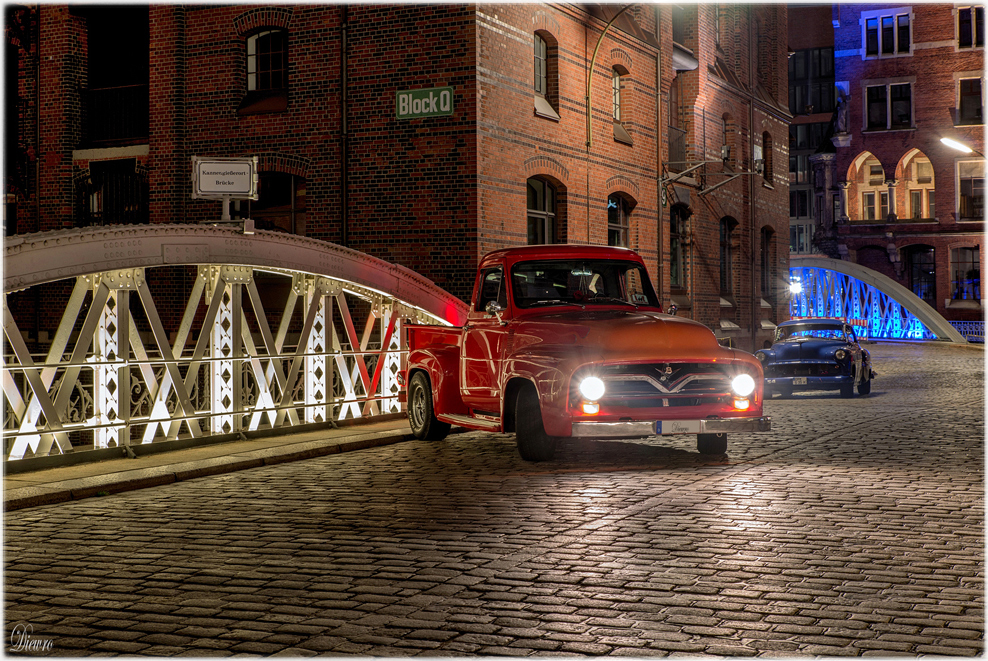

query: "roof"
xmin=480 ymin=244 xmax=643 ymax=264
xmin=779 ymin=317 xmax=846 ymax=327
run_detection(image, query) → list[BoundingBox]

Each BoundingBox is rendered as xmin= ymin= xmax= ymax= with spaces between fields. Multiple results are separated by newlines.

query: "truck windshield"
xmin=510 ymin=259 xmax=660 ymax=309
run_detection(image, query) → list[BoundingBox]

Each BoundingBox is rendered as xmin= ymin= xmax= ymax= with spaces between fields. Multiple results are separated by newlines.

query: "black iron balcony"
xmin=82 ymin=84 xmax=149 ymax=147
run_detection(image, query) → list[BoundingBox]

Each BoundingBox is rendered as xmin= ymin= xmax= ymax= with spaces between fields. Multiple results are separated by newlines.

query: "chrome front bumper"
xmin=571 ymin=416 xmax=772 ymax=439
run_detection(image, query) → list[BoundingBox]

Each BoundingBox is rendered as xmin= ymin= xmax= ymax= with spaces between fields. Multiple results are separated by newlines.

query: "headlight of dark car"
xmin=754 ymin=351 xmax=767 ymax=362
xmin=834 ymin=348 xmax=850 ymax=364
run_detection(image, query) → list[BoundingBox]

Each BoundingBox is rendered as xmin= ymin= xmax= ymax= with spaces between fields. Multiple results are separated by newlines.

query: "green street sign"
xmin=396 ymin=87 xmax=454 ymax=120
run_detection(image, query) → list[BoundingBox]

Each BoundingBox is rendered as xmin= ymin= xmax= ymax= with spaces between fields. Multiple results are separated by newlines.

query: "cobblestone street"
xmin=4 ymin=342 xmax=984 ymax=657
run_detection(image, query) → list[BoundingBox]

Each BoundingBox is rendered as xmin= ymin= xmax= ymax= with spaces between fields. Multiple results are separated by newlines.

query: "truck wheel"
xmin=408 ymin=372 xmax=450 ymax=441
xmin=697 ymin=433 xmax=727 ymax=455
xmin=857 ymin=371 xmax=872 ymax=395
xmin=515 ymin=384 xmax=557 ymax=462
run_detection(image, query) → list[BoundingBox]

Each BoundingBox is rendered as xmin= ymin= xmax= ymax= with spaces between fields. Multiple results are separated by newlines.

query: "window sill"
xmin=954 ymin=120 xmax=984 ymax=127
xmin=238 ymin=90 xmax=288 ymax=116
xmin=947 ymin=299 xmax=982 ymax=310
xmin=613 ymin=122 xmax=633 ymax=146
xmin=862 ymin=127 xmax=916 ymax=134
xmin=534 ymin=95 xmax=560 ymax=121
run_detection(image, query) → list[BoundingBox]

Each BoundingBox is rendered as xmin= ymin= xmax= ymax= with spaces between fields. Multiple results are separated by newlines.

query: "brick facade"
xmin=6 ymin=4 xmax=791 ymax=346
xmin=823 ymin=4 xmax=984 ymax=323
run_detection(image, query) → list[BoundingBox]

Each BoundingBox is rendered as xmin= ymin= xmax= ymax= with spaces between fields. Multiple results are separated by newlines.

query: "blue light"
xmin=789 ymin=266 xmax=938 ymax=341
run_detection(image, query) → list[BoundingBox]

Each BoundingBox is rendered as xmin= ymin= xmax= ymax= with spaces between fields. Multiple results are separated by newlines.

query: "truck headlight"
xmin=731 ymin=374 xmax=756 ymax=397
xmin=835 ymin=349 xmax=847 ymax=361
xmin=579 ymin=376 xmax=605 ymax=401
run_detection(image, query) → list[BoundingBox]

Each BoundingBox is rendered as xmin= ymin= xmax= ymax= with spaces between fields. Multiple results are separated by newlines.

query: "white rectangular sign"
xmin=192 ymin=156 xmax=258 ymax=199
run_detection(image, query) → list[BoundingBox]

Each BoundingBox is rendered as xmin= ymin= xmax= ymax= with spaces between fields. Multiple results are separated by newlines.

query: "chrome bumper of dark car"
xmin=571 ymin=416 xmax=771 ymax=439
xmin=765 ymin=376 xmax=851 ymax=388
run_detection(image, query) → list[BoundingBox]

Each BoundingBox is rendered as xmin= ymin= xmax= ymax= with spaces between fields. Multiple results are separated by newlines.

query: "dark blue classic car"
xmin=755 ymin=318 xmax=875 ymax=398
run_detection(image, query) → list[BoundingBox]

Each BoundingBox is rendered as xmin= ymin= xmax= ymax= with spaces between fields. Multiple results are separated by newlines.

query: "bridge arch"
xmin=789 ymin=255 xmax=966 ymax=343
xmin=3 ymin=225 xmax=469 ymax=463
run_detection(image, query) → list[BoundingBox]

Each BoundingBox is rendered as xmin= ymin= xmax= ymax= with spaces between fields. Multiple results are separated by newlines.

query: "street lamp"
xmin=940 ymin=137 xmax=984 ymax=157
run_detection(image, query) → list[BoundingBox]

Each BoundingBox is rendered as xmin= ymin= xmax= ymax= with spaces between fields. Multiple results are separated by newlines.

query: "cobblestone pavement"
xmin=4 ymin=343 xmax=984 ymax=657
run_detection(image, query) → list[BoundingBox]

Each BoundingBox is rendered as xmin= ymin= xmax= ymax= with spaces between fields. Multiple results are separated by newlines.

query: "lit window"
xmin=907 ymin=246 xmax=936 ymax=304
xmin=951 ymin=247 xmax=981 ymax=300
xmin=959 ymin=161 xmax=985 ymax=221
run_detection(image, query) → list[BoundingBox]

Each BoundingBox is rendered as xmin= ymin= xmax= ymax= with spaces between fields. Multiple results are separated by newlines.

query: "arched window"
xmin=534 ymin=32 xmax=559 ymax=120
xmin=906 ymin=245 xmax=936 ymax=304
xmin=527 ymin=178 xmax=556 ymax=244
xmin=612 ymin=66 xmax=633 ymax=145
xmin=612 ymin=68 xmax=622 ymax=122
xmin=608 ymin=194 xmax=631 ymax=247
xmin=240 ymin=28 xmax=289 ymax=115
xmin=248 ymin=29 xmax=287 ymax=92
xmin=720 ymin=218 xmax=737 ymax=295
xmin=670 ymin=205 xmax=689 ymax=289
xmin=239 ymin=171 xmax=306 ymax=234
xmin=762 ymin=132 xmax=773 ymax=183
xmin=760 ymin=227 xmax=774 ymax=296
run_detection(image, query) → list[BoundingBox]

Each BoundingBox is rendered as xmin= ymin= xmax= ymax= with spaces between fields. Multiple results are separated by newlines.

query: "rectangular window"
xmin=788 ymin=47 xmax=835 ymax=115
xmin=910 ymin=190 xmax=923 ymax=218
xmin=833 ymin=194 xmax=841 ymax=223
xmin=790 ymin=189 xmax=810 ymax=218
xmin=958 ymin=7 xmax=985 ymax=49
xmin=789 ymin=224 xmax=814 ymax=254
xmin=867 ymin=86 xmax=887 ymax=129
xmin=951 ymin=247 xmax=981 ymax=301
xmin=959 ymin=78 xmax=983 ymax=124
xmin=880 ymin=191 xmax=889 ymax=219
xmin=917 ymin=161 xmax=933 ymax=183
xmin=864 ymin=11 xmax=910 ymax=56
xmin=863 ymin=192 xmax=876 ymax=220
xmin=890 ymin=84 xmax=911 ymax=128
xmin=928 ymin=190 xmax=935 ymax=218
xmin=959 ymin=161 xmax=985 ymax=220
xmin=866 ymin=18 xmax=879 ymax=56
xmin=867 ymin=83 xmax=911 ymax=130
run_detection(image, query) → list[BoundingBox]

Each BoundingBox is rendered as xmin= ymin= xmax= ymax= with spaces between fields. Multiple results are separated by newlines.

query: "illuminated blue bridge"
xmin=788 ymin=256 xmax=974 ymax=344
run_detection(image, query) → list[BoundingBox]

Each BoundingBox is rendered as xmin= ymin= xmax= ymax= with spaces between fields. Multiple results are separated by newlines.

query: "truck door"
xmin=461 ymin=265 xmax=508 ymax=415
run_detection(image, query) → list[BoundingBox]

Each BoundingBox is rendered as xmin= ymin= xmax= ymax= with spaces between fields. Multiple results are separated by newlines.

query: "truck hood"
xmin=513 ymin=308 xmax=733 ymax=363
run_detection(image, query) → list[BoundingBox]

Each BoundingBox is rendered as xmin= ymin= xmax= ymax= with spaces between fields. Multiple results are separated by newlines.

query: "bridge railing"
xmin=3 ymin=226 xmax=469 ymax=464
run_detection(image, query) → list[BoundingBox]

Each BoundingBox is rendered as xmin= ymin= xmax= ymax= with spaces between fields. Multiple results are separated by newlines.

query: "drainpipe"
xmin=340 ymin=6 xmax=349 ymax=246
xmin=748 ymin=8 xmax=758 ymax=353
xmin=655 ymin=5 xmax=663 ymax=302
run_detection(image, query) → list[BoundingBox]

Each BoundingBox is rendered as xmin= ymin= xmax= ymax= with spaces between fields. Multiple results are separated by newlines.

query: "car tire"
xmin=840 ymin=382 xmax=855 ymax=398
xmin=697 ymin=433 xmax=727 ymax=455
xmin=408 ymin=371 xmax=451 ymax=441
xmin=515 ymin=384 xmax=557 ymax=462
xmin=857 ymin=372 xmax=872 ymax=395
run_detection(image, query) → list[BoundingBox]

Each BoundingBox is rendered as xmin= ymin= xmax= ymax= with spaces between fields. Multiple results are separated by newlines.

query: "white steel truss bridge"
xmin=788 ymin=256 xmax=968 ymax=343
xmin=3 ymin=225 xmax=469 ymax=464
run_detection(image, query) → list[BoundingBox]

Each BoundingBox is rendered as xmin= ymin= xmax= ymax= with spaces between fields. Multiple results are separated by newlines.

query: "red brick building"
xmin=808 ymin=3 xmax=984 ymax=325
xmin=4 ymin=4 xmax=791 ymax=348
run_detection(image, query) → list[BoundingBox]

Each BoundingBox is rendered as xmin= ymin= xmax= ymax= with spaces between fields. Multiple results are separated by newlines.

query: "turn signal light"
xmin=733 ymin=398 xmax=750 ymax=411
xmin=582 ymin=402 xmax=600 ymax=415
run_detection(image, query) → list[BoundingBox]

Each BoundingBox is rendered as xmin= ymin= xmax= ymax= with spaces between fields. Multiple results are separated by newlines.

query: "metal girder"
xmin=3 ymin=226 xmax=471 ymax=463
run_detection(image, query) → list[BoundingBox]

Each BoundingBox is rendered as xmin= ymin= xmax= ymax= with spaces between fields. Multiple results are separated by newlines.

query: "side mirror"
xmin=485 ymin=300 xmax=507 ymax=325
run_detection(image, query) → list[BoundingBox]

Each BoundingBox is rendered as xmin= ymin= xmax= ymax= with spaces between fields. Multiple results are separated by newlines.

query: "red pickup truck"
xmin=404 ymin=245 xmax=770 ymax=461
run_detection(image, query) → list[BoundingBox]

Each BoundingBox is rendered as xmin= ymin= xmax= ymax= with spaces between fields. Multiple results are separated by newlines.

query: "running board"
xmin=439 ymin=413 xmax=502 ymax=431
